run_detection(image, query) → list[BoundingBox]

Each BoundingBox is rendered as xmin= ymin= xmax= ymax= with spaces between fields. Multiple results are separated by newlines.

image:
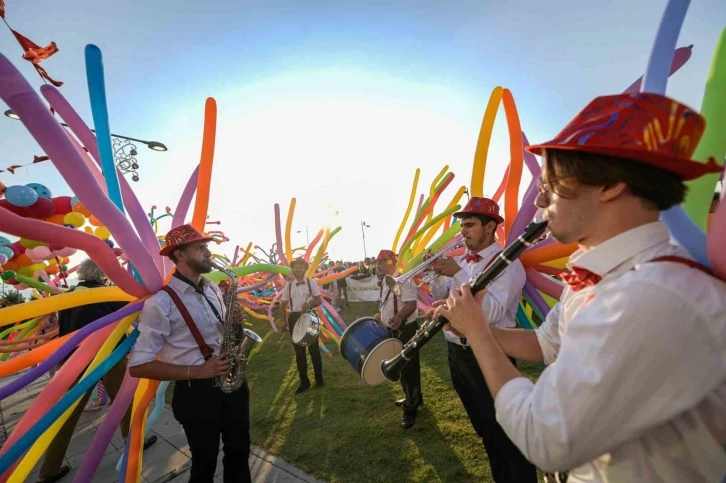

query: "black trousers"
xmin=390 ymin=321 xmax=422 ymax=414
xmin=172 ymin=378 xmax=251 ymax=483
xmin=448 ymin=342 xmax=537 ymax=483
xmin=288 ymin=312 xmax=323 ymax=383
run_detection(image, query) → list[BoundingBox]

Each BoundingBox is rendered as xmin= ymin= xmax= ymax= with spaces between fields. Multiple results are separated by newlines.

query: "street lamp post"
xmin=361 ymin=221 xmax=370 ymax=259
xmin=4 ymin=109 xmax=167 ymax=182
xmin=296 ymin=226 xmax=310 ymax=245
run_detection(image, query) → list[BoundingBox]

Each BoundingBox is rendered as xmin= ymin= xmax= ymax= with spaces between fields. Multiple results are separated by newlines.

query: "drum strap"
xmin=161 ymin=286 xmax=214 ymax=361
xmin=379 ymin=284 xmax=398 ymax=315
xmin=288 ymin=278 xmax=313 ymax=312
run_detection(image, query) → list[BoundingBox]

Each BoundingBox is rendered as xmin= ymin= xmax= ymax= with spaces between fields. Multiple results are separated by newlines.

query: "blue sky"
xmin=1 ymin=0 xmax=725 ymax=263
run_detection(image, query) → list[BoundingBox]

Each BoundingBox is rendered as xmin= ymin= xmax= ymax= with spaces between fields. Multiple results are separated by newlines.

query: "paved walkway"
xmin=0 ymin=373 xmax=324 ymax=483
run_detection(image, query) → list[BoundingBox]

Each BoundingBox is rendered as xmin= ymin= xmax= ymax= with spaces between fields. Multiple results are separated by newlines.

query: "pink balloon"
xmin=45 ymin=90 xmax=166 ymax=277
xmin=172 ymin=165 xmax=200 ymax=229
xmin=33 ymin=246 xmax=51 ymax=260
xmin=707 ymin=196 xmax=726 ymax=280
xmin=0 ymin=57 xmax=161 ymax=293
xmin=0 ymin=209 xmax=147 ymax=297
xmin=54 ymin=247 xmax=77 ymax=257
xmin=525 ymin=267 xmax=564 ymax=300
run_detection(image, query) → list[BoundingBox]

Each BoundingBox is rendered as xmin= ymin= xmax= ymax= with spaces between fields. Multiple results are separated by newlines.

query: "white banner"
xmin=344 ymin=275 xmax=380 ymax=302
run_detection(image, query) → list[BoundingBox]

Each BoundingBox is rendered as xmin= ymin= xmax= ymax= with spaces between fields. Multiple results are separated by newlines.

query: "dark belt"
xmin=447 ymin=341 xmax=472 ymax=352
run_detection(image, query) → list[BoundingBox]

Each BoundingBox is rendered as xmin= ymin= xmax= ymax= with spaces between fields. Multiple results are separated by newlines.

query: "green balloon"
xmin=683 ymin=29 xmax=726 ymax=230
xmin=204 ymin=263 xmax=290 ymax=283
xmin=1 ymin=270 xmax=16 ymax=281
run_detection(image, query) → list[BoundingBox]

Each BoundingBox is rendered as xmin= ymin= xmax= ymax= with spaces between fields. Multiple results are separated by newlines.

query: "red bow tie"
xmin=296 ymin=280 xmax=306 ymax=286
xmin=465 ymin=251 xmax=482 ymax=263
xmin=558 ymin=267 xmax=602 ymax=292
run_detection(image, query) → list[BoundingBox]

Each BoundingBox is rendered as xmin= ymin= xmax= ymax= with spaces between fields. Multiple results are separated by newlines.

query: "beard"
xmin=189 ymin=258 xmax=213 ymax=274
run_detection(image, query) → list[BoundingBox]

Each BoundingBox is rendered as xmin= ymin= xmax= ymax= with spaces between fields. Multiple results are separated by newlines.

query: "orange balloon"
xmin=3 ymin=260 xmax=19 ymax=271
xmin=520 ymin=243 xmax=577 ymax=266
xmin=15 ymin=253 xmax=33 ymax=267
xmin=88 ymin=216 xmax=102 ymax=227
xmin=45 ymin=214 xmax=66 ymax=225
xmin=84 ymin=226 xmax=94 ymax=234
xmin=72 ymin=202 xmax=92 ymax=217
xmin=45 ymin=265 xmax=60 ymax=275
xmin=60 ymin=257 xmax=70 ymax=265
xmin=502 ymin=89 xmax=524 ymax=239
xmin=191 ymin=98 xmax=217 ymax=232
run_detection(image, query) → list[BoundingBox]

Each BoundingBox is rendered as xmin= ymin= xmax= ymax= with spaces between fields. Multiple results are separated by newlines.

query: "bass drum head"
xmin=361 ymin=338 xmax=403 ymax=386
xmin=292 ymin=313 xmax=317 ymax=345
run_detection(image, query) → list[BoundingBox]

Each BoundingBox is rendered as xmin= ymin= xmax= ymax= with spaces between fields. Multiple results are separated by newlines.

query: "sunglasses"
xmin=536 ymin=176 xmax=576 ymax=196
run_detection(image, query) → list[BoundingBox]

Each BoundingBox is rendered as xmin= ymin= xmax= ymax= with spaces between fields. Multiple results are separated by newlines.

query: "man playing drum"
xmin=280 ymin=258 xmax=324 ymax=395
xmin=374 ymin=250 xmax=422 ymax=429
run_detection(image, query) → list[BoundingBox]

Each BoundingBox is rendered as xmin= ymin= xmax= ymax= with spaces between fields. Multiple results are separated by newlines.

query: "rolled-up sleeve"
xmin=494 ymin=280 xmax=718 ymax=472
xmin=128 ymin=295 xmax=171 ymax=367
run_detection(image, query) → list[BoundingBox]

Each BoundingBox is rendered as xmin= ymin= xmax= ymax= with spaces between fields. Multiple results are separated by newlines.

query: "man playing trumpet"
xmin=374 ymin=249 xmax=422 ymax=429
xmin=428 ymin=198 xmax=536 ymax=483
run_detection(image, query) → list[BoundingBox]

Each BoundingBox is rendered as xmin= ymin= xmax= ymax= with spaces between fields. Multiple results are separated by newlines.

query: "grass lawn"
xmin=167 ymin=302 xmax=545 ymax=482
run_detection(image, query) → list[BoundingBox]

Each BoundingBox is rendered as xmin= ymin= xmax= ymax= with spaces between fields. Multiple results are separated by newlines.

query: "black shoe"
xmin=295 ymin=381 xmax=311 ymax=395
xmin=37 ymin=465 xmax=70 ymax=483
xmin=143 ymin=435 xmax=158 ymax=450
xmin=401 ymin=412 xmax=417 ymax=430
xmin=315 ymin=379 xmax=325 ymax=388
xmin=394 ymin=398 xmax=406 ymax=407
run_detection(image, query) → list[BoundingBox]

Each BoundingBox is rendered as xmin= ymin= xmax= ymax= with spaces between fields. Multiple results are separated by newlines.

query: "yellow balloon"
xmin=94 ymin=226 xmax=111 ymax=240
xmin=29 ymin=263 xmax=46 ymax=273
xmin=63 ymin=212 xmax=85 ymax=228
xmin=19 ymin=238 xmax=47 ymax=249
xmin=17 ymin=266 xmax=35 ymax=277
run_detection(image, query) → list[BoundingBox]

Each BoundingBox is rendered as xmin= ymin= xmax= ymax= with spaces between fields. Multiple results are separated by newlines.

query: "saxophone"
xmin=211 ymin=261 xmax=263 ymax=393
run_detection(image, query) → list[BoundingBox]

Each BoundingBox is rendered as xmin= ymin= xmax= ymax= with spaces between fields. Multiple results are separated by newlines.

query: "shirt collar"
xmin=171 ymin=271 xmax=208 ymax=293
xmin=568 ymin=221 xmax=671 ymax=277
xmin=461 ymin=242 xmax=500 ymax=262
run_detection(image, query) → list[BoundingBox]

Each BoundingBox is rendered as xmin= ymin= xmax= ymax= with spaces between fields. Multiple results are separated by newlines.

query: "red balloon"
xmin=0 ymin=199 xmax=26 ymax=216
xmin=24 ymin=197 xmax=56 ymax=219
xmin=52 ymin=196 xmax=73 ymax=215
xmin=9 ymin=241 xmax=25 ymax=257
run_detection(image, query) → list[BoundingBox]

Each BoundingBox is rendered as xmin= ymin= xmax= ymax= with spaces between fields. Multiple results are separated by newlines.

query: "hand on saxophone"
xmin=192 ymin=352 xmax=233 ymax=379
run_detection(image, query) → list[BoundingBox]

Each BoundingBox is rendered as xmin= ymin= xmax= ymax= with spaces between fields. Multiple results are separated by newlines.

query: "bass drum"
xmin=340 ymin=317 xmax=402 ymax=386
xmin=291 ymin=311 xmax=321 ymax=346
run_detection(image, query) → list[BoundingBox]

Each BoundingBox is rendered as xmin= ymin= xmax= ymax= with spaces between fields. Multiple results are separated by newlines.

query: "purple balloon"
xmin=0 ymin=301 xmax=143 ymax=401
xmin=75 ymin=369 xmax=138 ymax=483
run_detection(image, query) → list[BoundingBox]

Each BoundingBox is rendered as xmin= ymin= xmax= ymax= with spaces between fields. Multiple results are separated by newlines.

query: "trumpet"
xmin=384 ymin=241 xmax=465 ymax=296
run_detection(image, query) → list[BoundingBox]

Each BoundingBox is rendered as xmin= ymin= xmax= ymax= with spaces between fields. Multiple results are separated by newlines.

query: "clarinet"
xmin=380 ymin=220 xmax=549 ymax=382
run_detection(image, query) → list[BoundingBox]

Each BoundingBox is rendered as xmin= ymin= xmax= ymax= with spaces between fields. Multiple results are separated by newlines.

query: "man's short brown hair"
xmin=543 ymin=149 xmax=687 ymax=211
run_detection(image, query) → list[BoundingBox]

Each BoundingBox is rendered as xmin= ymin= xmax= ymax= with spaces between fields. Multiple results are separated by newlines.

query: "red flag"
xmin=0 ymin=0 xmax=6 ymax=19
xmin=33 ymin=155 xmax=50 ymax=163
xmin=6 ymin=165 xmax=22 ymax=174
xmin=11 ymin=30 xmax=59 ymax=64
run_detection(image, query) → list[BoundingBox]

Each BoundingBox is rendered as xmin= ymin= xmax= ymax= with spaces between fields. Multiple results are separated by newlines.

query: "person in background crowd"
xmin=38 ymin=259 xmax=157 ymax=483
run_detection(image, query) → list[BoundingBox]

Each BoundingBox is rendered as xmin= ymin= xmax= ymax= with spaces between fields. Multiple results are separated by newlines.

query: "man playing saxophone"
xmin=375 ymin=249 xmax=422 ymax=429
xmin=427 ymin=198 xmax=536 ymax=483
xmin=129 ymin=224 xmax=252 ymax=483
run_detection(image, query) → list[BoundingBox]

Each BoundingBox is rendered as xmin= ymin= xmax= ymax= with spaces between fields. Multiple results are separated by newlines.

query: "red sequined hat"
xmin=160 ymin=224 xmax=213 ymax=256
xmin=375 ymin=250 xmax=397 ymax=262
xmin=453 ymin=197 xmax=504 ymax=224
xmin=526 ymin=92 xmax=722 ymax=181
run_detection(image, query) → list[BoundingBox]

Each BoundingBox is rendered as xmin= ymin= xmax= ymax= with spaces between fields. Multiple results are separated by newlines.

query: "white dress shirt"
xmin=280 ymin=277 xmax=321 ymax=312
xmin=379 ymin=277 xmax=418 ymax=328
xmin=494 ymin=222 xmax=726 ymax=482
xmin=430 ymin=242 xmax=526 ymax=344
xmin=129 ymin=274 xmax=226 ymax=367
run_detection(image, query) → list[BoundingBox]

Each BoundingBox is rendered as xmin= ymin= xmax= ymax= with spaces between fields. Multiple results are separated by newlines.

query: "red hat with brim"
xmin=453 ymin=197 xmax=504 ymax=224
xmin=375 ymin=250 xmax=397 ymax=262
xmin=525 ymin=92 xmax=722 ymax=181
xmin=160 ymin=224 xmax=213 ymax=256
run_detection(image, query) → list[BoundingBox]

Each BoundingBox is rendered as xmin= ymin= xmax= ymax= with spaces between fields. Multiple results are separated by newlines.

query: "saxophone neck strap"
xmin=161 ymin=285 xmax=214 ymax=361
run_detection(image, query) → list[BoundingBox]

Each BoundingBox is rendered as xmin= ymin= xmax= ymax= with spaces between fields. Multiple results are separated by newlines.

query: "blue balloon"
xmin=661 ymin=205 xmax=711 ymax=266
xmin=0 ymin=236 xmax=11 ymax=246
xmin=0 ymin=246 xmax=13 ymax=260
xmin=4 ymin=185 xmax=38 ymax=207
xmin=25 ymin=182 xmax=53 ymax=199
xmin=70 ymin=195 xmax=79 ymax=206
xmin=641 ymin=0 xmax=691 ymax=95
